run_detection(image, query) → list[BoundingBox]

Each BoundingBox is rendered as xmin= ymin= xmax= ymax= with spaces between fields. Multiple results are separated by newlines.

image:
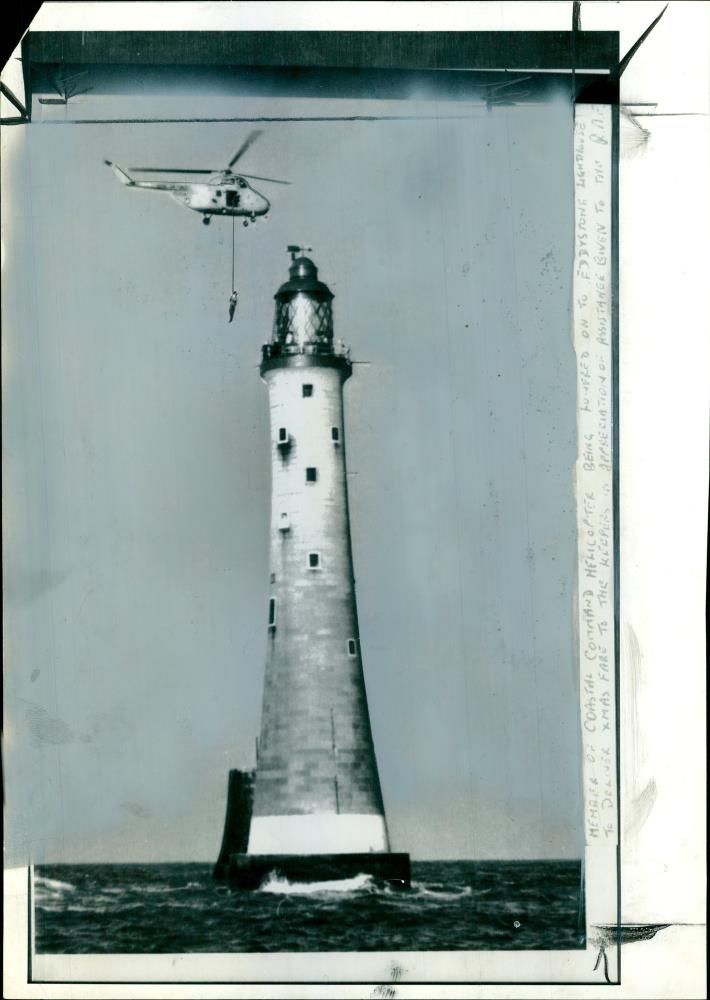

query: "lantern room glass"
xmin=273 ymin=292 xmax=333 ymax=352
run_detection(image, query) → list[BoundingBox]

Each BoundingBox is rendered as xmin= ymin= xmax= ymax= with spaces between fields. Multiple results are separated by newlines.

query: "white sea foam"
xmin=35 ymin=876 xmax=75 ymax=893
xmin=259 ymin=872 xmax=375 ymax=895
xmin=410 ymin=882 xmax=472 ymax=901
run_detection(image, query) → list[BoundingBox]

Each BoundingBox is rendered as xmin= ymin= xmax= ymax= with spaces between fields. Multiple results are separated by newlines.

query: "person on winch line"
xmin=228 ymin=290 xmax=238 ymax=323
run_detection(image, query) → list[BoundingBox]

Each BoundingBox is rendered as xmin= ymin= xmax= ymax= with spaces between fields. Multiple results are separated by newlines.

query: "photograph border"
xmin=7 ymin=10 xmax=623 ymax=992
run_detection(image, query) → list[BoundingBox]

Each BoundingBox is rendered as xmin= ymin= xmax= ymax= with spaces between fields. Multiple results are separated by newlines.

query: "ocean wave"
xmin=409 ymin=881 xmax=473 ymax=901
xmin=259 ymin=872 xmax=375 ymax=895
xmin=35 ymin=876 xmax=75 ymax=893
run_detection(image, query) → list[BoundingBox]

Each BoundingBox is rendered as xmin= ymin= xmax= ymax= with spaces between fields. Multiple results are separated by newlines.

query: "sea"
xmin=34 ymin=860 xmax=585 ymax=954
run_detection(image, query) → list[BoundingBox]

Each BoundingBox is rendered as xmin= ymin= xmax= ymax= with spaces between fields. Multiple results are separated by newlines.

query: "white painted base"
xmin=247 ymin=813 xmax=389 ymax=855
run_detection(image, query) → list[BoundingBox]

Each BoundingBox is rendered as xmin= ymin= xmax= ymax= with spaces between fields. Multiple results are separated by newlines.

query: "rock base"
xmin=217 ymin=852 xmax=411 ymax=890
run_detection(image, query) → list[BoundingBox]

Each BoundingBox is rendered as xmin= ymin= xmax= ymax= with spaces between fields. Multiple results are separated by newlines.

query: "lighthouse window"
xmin=347 ymin=639 xmax=357 ymax=656
xmin=268 ymin=598 xmax=276 ymax=628
xmin=306 ymin=467 xmax=317 ymax=483
xmin=331 ymin=427 xmax=340 ymax=443
xmin=278 ymin=427 xmax=288 ymax=443
xmin=308 ymin=552 xmax=320 ymax=569
xmin=302 ymin=384 xmax=313 ymax=397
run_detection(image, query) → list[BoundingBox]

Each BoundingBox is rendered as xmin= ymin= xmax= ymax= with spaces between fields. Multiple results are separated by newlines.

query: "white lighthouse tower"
xmin=217 ymin=248 xmax=409 ymax=887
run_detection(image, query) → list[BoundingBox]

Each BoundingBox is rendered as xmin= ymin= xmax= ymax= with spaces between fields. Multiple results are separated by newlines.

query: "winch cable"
xmin=227 ymin=216 xmax=239 ymax=323
xmin=231 ymin=214 xmax=236 ymax=292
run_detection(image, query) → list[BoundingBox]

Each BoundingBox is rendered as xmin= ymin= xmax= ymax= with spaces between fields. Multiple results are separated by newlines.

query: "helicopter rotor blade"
xmin=228 ymin=130 xmax=263 ymax=169
xmin=487 ymin=92 xmax=531 ymax=106
xmin=239 ymin=173 xmax=291 ymax=186
xmin=484 ymin=74 xmax=532 ymax=95
xmin=55 ymin=70 xmax=90 ymax=87
xmin=66 ymin=86 xmax=94 ymax=99
xmin=129 ymin=167 xmax=215 ymax=174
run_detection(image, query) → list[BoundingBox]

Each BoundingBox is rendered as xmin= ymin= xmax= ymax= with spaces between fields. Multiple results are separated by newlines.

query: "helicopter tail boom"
xmin=104 ymin=160 xmax=135 ymax=186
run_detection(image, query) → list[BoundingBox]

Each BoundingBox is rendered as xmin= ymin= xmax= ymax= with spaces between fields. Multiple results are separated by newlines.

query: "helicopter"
xmin=104 ymin=131 xmax=289 ymax=226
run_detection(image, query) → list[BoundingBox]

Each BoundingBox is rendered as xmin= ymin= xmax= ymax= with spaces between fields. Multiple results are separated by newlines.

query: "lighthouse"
xmin=215 ymin=248 xmax=410 ymax=888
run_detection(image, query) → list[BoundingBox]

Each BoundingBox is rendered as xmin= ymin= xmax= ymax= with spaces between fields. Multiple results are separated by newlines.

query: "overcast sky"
xmin=3 ymin=83 xmax=584 ymax=863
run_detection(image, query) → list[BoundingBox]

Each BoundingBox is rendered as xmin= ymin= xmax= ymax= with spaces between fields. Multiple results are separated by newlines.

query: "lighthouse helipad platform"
xmin=215 ymin=249 xmax=409 ymax=889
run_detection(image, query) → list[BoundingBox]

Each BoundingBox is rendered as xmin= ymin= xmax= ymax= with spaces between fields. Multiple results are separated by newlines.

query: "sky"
xmin=3 ymin=80 xmax=584 ymax=863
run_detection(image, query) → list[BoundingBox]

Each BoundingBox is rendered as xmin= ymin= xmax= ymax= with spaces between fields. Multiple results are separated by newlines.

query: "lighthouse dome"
xmin=290 ymin=255 xmax=317 ymax=280
xmin=275 ymin=256 xmax=334 ymax=301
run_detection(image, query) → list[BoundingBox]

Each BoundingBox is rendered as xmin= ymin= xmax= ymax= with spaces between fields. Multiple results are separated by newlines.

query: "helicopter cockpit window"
xmin=238 ymin=178 xmax=247 ymax=188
